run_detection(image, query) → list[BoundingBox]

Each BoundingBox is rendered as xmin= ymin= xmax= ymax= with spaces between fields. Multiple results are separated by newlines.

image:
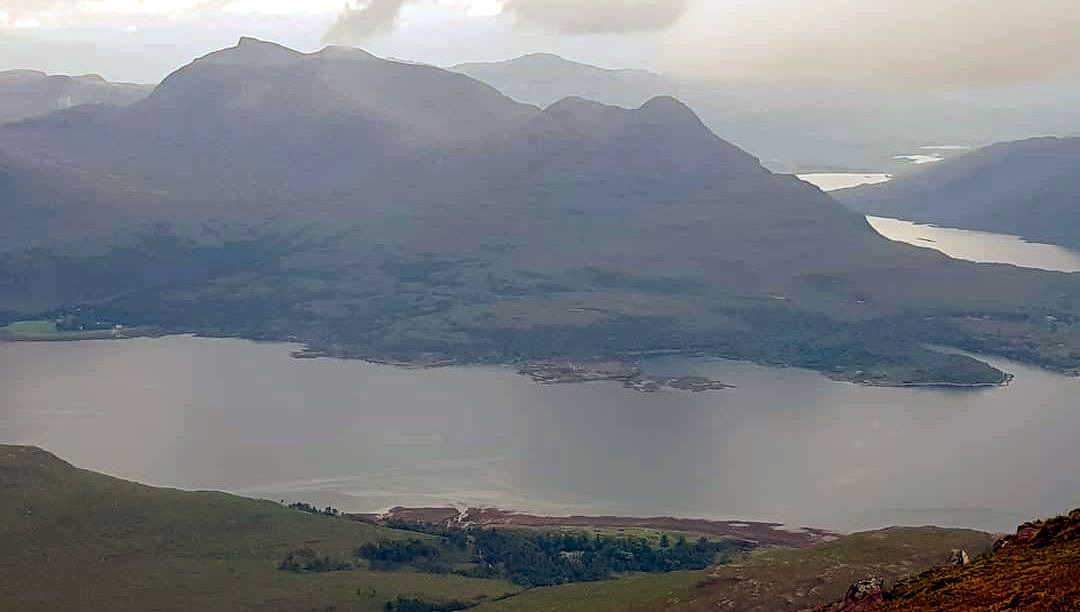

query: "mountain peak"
xmin=545 ymin=95 xmax=620 ymax=114
xmin=314 ymin=45 xmax=379 ymax=61
xmin=517 ymin=53 xmax=574 ymax=64
xmin=638 ymin=95 xmax=702 ymax=124
xmin=237 ymin=36 xmax=280 ymax=49
xmin=542 ymin=95 xmax=709 ymax=133
xmin=196 ymin=37 xmax=304 ymax=67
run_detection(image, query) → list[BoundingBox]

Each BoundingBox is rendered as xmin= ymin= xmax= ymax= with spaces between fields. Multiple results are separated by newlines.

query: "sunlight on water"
xmin=799 ymin=172 xmax=1080 ymax=273
xmin=3 ymin=336 xmax=1079 ymax=533
xmin=797 ymin=173 xmax=891 ymax=191
xmin=868 ymin=217 xmax=1080 ymax=273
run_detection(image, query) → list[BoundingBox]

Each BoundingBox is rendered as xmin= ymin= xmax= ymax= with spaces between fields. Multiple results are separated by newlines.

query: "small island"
xmin=518 ymin=361 xmax=733 ymax=393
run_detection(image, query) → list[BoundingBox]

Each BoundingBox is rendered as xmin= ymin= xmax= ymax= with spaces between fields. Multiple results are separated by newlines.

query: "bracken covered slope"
xmin=874 ymin=508 xmax=1080 ymax=611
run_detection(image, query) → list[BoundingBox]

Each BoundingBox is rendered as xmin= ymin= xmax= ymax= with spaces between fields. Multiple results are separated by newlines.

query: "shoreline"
xmin=346 ymin=505 xmax=839 ymax=549
xmin=846 ymin=371 xmax=1015 ymax=390
xmin=0 ymin=327 xmax=1033 ymax=389
xmin=0 ymin=326 xmax=165 ymax=343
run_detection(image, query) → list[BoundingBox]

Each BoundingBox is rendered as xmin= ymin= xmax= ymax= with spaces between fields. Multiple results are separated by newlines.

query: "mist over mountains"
xmin=0 ymin=69 xmax=149 ymax=124
xmin=452 ymin=54 xmax=1080 ymax=174
xmin=3 ymin=38 xmax=1080 ymax=386
xmin=839 ymin=137 xmax=1080 ymax=249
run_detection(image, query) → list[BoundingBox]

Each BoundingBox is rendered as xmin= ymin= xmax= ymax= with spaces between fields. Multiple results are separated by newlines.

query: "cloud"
xmin=322 ymin=0 xmax=690 ymax=44
xmin=662 ymin=0 xmax=1080 ymax=88
xmin=0 ymin=0 xmax=231 ymax=25
xmin=505 ymin=0 xmax=689 ymax=34
xmin=4 ymin=0 xmax=1079 ymax=89
xmin=324 ymin=0 xmax=407 ymax=43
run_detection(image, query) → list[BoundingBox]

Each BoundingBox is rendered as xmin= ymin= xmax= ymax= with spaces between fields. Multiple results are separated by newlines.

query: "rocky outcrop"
xmin=992 ymin=509 xmax=1080 ymax=552
xmin=821 ymin=509 xmax=1080 ymax=610
xmin=993 ymin=521 xmax=1042 ymax=551
xmin=819 ymin=577 xmax=885 ymax=611
xmin=948 ymin=549 xmax=971 ymax=566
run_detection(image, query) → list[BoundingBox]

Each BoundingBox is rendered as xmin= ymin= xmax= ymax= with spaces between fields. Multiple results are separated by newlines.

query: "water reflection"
xmin=799 ymin=172 xmax=1080 ymax=272
xmin=868 ymin=217 xmax=1080 ymax=273
xmin=3 ymin=336 xmax=1079 ymax=533
xmin=797 ymin=173 xmax=891 ymax=191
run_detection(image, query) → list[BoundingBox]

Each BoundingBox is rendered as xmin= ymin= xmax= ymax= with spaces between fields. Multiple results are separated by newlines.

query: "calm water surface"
xmin=3 ymin=335 xmax=1079 ymax=533
xmin=868 ymin=217 xmax=1080 ymax=273
xmin=5 ymin=173 xmax=1079 ymax=534
xmin=801 ymin=172 xmax=1080 ymax=272
xmin=798 ymin=173 xmax=891 ymax=191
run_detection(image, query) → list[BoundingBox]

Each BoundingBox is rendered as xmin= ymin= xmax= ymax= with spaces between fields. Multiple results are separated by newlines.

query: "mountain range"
xmin=0 ymin=69 xmax=150 ymax=124
xmin=3 ymin=38 xmax=1080 ymax=385
xmin=838 ymin=137 xmax=1080 ymax=249
xmin=452 ymin=54 xmax=1080 ymax=174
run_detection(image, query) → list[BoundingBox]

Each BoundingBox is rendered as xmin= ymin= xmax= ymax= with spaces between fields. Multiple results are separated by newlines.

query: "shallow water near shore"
xmin=3 ymin=334 xmax=1079 ymax=534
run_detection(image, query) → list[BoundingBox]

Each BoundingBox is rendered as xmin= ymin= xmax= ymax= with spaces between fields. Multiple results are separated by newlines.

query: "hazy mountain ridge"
xmin=838 ymin=137 xmax=1080 ymax=248
xmin=0 ymin=69 xmax=150 ymax=124
xmin=452 ymin=54 xmax=1080 ymax=174
xmin=453 ymin=53 xmax=670 ymax=109
xmin=4 ymin=39 xmax=1080 ymax=385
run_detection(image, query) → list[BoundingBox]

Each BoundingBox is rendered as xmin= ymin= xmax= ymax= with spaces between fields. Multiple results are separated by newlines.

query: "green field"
xmin=4 ymin=319 xmax=56 ymax=334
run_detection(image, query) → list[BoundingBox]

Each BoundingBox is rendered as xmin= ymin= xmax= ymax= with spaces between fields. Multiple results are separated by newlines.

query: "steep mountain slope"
xmin=4 ymin=39 xmax=1080 ymax=385
xmin=864 ymin=509 xmax=1080 ymax=611
xmin=838 ymin=137 xmax=1080 ymax=248
xmin=0 ymin=69 xmax=150 ymax=124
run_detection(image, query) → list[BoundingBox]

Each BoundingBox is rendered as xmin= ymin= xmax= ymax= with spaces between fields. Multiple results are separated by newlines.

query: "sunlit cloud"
xmin=662 ymin=0 xmax=1080 ymax=87
xmin=221 ymin=0 xmax=345 ymax=16
xmin=438 ymin=0 xmax=503 ymax=18
xmin=78 ymin=0 xmax=206 ymax=14
xmin=0 ymin=0 xmax=508 ymax=24
xmin=323 ymin=0 xmax=689 ymax=43
xmin=2 ymin=0 xmax=1078 ymax=88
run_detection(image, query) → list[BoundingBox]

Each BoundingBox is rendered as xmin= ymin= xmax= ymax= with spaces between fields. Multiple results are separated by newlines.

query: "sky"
xmin=1 ymin=0 xmax=1079 ymax=90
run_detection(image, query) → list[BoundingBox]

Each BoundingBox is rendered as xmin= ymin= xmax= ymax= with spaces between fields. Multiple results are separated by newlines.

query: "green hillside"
xmin=0 ymin=445 xmax=518 ymax=611
xmin=0 ymin=445 xmax=1005 ymax=611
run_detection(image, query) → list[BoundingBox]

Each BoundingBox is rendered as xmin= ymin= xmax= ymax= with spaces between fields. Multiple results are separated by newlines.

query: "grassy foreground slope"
xmin=476 ymin=527 xmax=995 ymax=611
xmin=0 ymin=445 xmax=518 ymax=611
xmin=877 ymin=509 xmax=1080 ymax=611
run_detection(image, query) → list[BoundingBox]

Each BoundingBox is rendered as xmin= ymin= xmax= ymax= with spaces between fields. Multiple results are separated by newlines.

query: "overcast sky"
xmin=1 ymin=0 xmax=1079 ymax=90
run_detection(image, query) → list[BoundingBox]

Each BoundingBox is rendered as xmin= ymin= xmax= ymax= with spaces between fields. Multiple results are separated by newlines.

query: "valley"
xmin=4 ymin=41 xmax=1080 ymax=388
xmin=2 ymin=22 xmax=1080 ymax=611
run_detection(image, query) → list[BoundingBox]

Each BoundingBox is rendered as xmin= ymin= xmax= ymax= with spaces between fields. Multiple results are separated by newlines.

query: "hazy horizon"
xmin=2 ymin=0 xmax=1079 ymax=96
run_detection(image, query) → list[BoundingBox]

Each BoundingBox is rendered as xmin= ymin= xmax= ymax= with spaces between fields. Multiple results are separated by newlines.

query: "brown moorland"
xmin=873 ymin=508 xmax=1080 ymax=611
